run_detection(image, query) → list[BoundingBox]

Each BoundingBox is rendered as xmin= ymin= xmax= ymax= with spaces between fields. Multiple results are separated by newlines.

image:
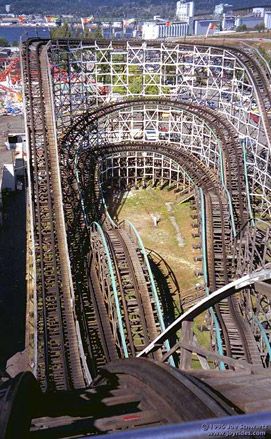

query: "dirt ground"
xmin=113 ymin=187 xmax=201 ymax=296
xmin=111 ymin=187 xmax=210 ymax=350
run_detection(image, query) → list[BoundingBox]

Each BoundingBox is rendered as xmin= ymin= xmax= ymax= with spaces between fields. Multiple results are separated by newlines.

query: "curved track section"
xmin=88 ymin=223 xmax=120 ymax=363
xmin=138 ymin=269 xmax=271 ymax=362
xmin=91 ymin=143 xmax=264 ymax=368
xmin=74 ymin=140 xmax=264 ymax=370
xmin=89 ymin=220 xmax=164 ymax=362
xmin=59 ymin=98 xmax=267 ymax=374
xmin=0 ymin=360 xmax=238 ymax=437
xmin=204 ymin=191 xmax=262 ymax=366
xmin=21 ymin=39 xmax=271 ymax=393
xmin=95 ymin=358 xmax=237 ymax=427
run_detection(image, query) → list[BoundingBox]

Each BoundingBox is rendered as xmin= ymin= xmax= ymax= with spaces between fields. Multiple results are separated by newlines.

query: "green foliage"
xmin=0 ymin=0 xmax=176 ymax=19
xmin=128 ymin=65 xmax=143 ymax=94
xmin=92 ymin=27 xmax=103 ymax=40
xmin=82 ymin=26 xmax=103 ymax=40
xmin=144 ymin=73 xmax=160 ymax=95
xmin=254 ymin=23 xmax=265 ymax=33
xmin=0 ymin=0 xmax=265 ymax=19
xmin=111 ymin=64 xmax=164 ymax=96
xmin=50 ymin=22 xmax=71 ymax=39
xmin=236 ymin=24 xmax=247 ymax=32
xmin=0 ymin=38 xmax=9 ymax=47
xmin=106 ymin=63 xmax=171 ymax=96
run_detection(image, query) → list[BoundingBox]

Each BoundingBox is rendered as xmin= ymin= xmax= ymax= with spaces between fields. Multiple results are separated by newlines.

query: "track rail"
xmin=22 ymin=40 xmax=85 ymax=391
xmin=107 ymin=226 xmax=161 ymax=357
xmin=89 ymin=220 xmax=163 ymax=362
xmin=29 ymin=37 xmax=271 ymax=152
xmin=205 ymin=191 xmax=262 ymax=366
xmin=21 ymin=39 xmax=270 ymax=386
xmin=0 ymin=360 xmax=241 ymax=437
xmin=88 ymin=224 xmax=120 ymax=363
xmin=89 ymin=142 xmax=263 ymax=368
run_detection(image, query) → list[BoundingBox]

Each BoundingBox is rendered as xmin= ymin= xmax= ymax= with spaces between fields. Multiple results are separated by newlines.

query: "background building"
xmin=253 ymin=7 xmax=266 ymax=17
xmin=233 ymin=6 xmax=271 ymax=16
xmin=222 ymin=14 xmax=235 ymax=30
xmin=264 ymin=11 xmax=271 ymax=28
xmin=214 ymin=3 xmax=233 ymax=16
xmin=142 ymin=21 xmax=188 ymax=39
xmin=235 ymin=15 xmax=264 ymax=29
xmin=194 ymin=19 xmax=220 ymax=36
xmin=176 ymin=0 xmax=194 ymax=21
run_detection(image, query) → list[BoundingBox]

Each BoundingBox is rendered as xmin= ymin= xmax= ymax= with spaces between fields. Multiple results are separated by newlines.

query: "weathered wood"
xmin=255 ymin=281 xmax=271 ymax=298
xmin=95 ymin=410 xmax=162 ymax=431
xmin=179 ymin=341 xmax=253 ymax=371
xmin=189 ymin=369 xmax=252 ymax=380
xmin=179 ymin=321 xmax=193 ymax=370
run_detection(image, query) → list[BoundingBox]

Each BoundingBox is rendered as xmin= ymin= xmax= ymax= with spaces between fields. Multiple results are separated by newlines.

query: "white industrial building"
xmin=214 ymin=3 xmax=233 ymax=16
xmin=235 ymin=15 xmax=264 ymax=29
xmin=253 ymin=7 xmax=266 ymax=18
xmin=214 ymin=3 xmax=224 ymax=16
xmin=176 ymin=0 xmax=194 ymax=21
xmin=194 ymin=19 xmax=220 ymax=36
xmin=142 ymin=21 xmax=188 ymax=39
xmin=264 ymin=11 xmax=271 ymax=29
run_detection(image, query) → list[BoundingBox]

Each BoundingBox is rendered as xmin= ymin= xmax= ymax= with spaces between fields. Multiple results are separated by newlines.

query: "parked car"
xmin=145 ymin=129 xmax=158 ymax=141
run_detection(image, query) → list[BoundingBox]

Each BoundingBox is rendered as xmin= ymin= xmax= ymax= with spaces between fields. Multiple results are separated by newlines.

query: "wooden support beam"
xmin=179 ymin=321 xmax=193 ymax=370
xmin=255 ymin=281 xmax=271 ymax=298
xmin=179 ymin=341 xmax=253 ymax=371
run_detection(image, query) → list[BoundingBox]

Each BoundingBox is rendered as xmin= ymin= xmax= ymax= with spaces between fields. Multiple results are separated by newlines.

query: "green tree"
xmin=128 ymin=65 xmax=143 ymax=94
xmin=254 ymin=23 xmax=265 ymax=33
xmin=236 ymin=24 xmax=247 ymax=32
xmin=92 ymin=26 xmax=103 ymax=39
xmin=82 ymin=25 xmax=103 ymax=40
xmin=0 ymin=38 xmax=9 ymax=47
xmin=51 ymin=22 xmax=71 ymax=39
xmin=82 ymin=28 xmax=91 ymax=38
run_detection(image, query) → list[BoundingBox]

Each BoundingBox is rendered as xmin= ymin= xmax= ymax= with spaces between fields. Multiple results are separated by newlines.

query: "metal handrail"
xmin=125 ymin=220 xmax=175 ymax=367
xmin=138 ymin=269 xmax=271 ymax=358
xmin=92 ymin=221 xmax=129 ymax=357
xmin=252 ymin=315 xmax=271 ymax=360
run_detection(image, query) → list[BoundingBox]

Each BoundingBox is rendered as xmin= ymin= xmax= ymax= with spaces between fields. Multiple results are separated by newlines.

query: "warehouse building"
xmin=142 ymin=21 xmax=188 ymax=39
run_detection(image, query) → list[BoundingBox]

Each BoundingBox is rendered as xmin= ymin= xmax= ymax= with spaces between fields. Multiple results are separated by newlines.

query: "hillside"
xmin=1 ymin=0 xmax=271 ymax=18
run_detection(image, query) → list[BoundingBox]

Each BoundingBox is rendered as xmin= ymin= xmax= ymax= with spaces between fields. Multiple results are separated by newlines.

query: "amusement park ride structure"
xmin=0 ymin=38 xmax=270 ymax=438
xmin=0 ymin=55 xmax=23 ymax=115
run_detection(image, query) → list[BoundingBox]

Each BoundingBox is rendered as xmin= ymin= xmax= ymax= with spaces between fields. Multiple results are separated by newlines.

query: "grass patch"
xmin=114 ymin=187 xmax=200 ymax=295
xmin=111 ymin=187 xmax=211 ymax=350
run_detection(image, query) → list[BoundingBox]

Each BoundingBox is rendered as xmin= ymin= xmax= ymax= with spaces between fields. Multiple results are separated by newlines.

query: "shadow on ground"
xmin=0 ymin=190 xmax=26 ymax=370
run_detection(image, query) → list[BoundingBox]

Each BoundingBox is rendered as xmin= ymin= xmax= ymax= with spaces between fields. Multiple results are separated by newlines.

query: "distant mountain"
xmin=1 ymin=0 xmax=271 ymax=18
